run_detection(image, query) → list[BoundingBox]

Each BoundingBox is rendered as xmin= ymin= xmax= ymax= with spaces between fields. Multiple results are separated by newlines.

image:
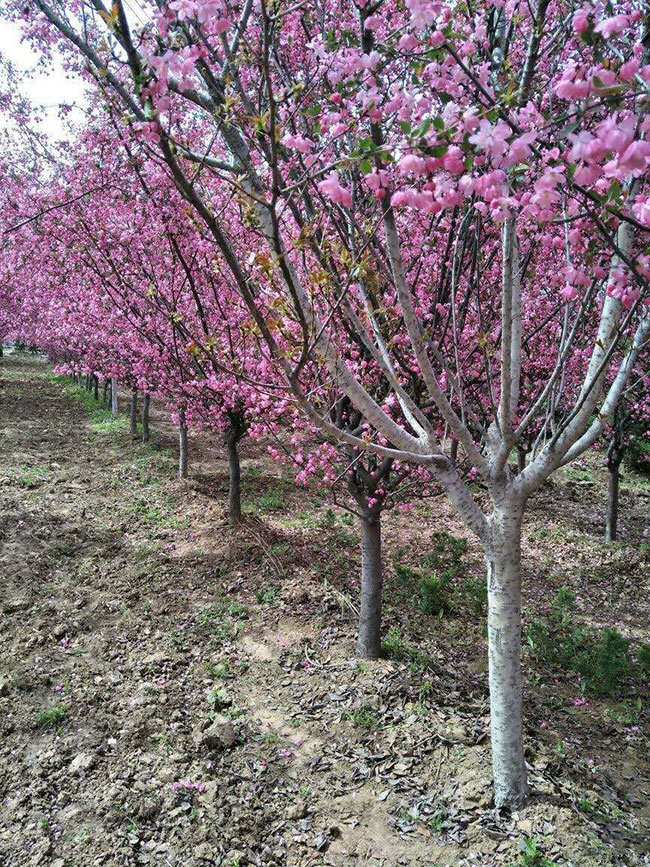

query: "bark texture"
xmin=516 ymin=446 xmax=527 ymax=474
xmin=141 ymin=393 xmax=150 ymax=443
xmin=227 ymin=434 xmax=242 ymax=527
xmin=179 ymin=413 xmax=188 ymax=479
xmin=357 ymin=514 xmax=383 ymax=659
xmin=605 ymin=462 xmax=620 ymax=543
xmin=111 ymin=378 xmax=118 ymax=418
xmin=486 ymin=503 xmax=528 ymax=808
xmin=130 ymin=390 xmax=138 ymax=438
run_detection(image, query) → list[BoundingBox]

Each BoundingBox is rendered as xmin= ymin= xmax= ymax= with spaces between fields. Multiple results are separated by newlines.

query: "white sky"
xmin=2 ymin=19 xmax=88 ymax=140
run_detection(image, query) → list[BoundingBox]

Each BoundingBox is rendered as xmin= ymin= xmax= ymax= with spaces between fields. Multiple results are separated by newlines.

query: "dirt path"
xmin=1 ymin=356 xmax=649 ymax=867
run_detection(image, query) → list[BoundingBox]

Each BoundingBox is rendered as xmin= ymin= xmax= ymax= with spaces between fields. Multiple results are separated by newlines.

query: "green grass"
xmin=254 ymin=586 xmax=279 ymax=604
xmin=60 ymin=380 xmax=131 ymax=437
xmin=563 ymin=466 xmax=594 ymax=483
xmin=13 ymin=464 xmax=49 ymax=488
xmin=36 ymin=705 xmax=67 ymax=728
xmin=381 ymin=628 xmax=438 ymax=673
xmin=346 ymin=705 xmax=380 ymax=729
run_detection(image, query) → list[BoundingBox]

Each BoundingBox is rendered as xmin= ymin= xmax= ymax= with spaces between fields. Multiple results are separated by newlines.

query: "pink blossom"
xmin=572 ymin=8 xmax=590 ymax=34
xmin=281 ymin=134 xmax=314 ymax=154
xmin=469 ymin=120 xmax=512 ymax=164
xmin=170 ymin=0 xmax=197 ymax=21
xmin=317 ymin=172 xmax=352 ymax=207
xmin=594 ymin=14 xmax=628 ymax=40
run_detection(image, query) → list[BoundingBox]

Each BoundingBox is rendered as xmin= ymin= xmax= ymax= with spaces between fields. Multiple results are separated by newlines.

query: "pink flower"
xmin=506 ymin=131 xmax=537 ymax=166
xmin=572 ymin=8 xmax=590 ymax=34
xmin=170 ymin=0 xmax=197 ymax=21
xmin=632 ymin=197 xmax=650 ymax=226
xmin=317 ymin=172 xmax=352 ymax=207
xmin=618 ymin=141 xmax=650 ymax=176
xmin=469 ymin=120 xmax=512 ymax=164
xmin=398 ymin=153 xmax=427 ymax=175
xmin=594 ymin=14 xmax=628 ymax=39
xmin=281 ymin=134 xmax=314 ymax=154
xmin=619 ymin=59 xmax=640 ymax=81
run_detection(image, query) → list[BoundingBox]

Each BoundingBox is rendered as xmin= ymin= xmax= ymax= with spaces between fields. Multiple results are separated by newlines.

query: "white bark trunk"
xmin=227 ymin=434 xmax=242 ymax=527
xmin=486 ymin=502 xmax=528 ymax=808
xmin=179 ymin=420 xmax=188 ymax=479
xmin=141 ymin=393 xmax=150 ymax=443
xmin=357 ymin=514 xmax=383 ymax=658
xmin=111 ymin=377 xmax=118 ymax=418
xmin=130 ymin=389 xmax=138 ymax=438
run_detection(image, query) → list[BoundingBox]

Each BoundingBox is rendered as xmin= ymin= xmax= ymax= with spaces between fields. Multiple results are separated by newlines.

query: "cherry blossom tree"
xmin=3 ymin=0 xmax=650 ymax=809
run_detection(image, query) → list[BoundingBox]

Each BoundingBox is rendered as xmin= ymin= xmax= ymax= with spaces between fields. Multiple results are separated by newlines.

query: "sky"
xmin=2 ymin=18 xmax=88 ymax=139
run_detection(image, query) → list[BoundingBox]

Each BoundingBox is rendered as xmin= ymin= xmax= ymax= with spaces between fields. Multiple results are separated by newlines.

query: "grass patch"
xmin=36 ymin=705 xmax=67 ymax=729
xmin=525 ymin=587 xmax=645 ymax=698
xmin=346 ymin=704 xmax=380 ymax=729
xmin=14 ymin=464 xmax=49 ymax=489
xmin=381 ymin=628 xmax=438 ymax=673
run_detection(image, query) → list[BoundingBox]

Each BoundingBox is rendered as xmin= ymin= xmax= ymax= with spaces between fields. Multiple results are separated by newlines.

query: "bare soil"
xmin=1 ymin=354 xmax=649 ymax=867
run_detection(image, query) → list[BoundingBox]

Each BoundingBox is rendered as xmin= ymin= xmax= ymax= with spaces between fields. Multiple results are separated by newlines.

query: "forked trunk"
xmin=179 ymin=411 xmax=188 ymax=479
xmin=142 ymin=393 xmax=151 ymax=443
xmin=605 ymin=461 xmax=621 ymax=543
xmin=357 ymin=513 xmax=383 ymax=658
xmin=130 ymin=389 xmax=138 ymax=438
xmin=485 ymin=503 xmax=528 ymax=808
xmin=227 ymin=434 xmax=242 ymax=527
xmin=111 ymin=378 xmax=118 ymax=418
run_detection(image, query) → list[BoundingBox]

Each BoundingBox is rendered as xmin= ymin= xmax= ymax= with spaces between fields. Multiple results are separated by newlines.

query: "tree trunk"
xmin=93 ymin=375 xmax=99 ymax=401
xmin=111 ymin=378 xmax=118 ymax=418
xmin=130 ymin=390 xmax=138 ymax=438
xmin=102 ymin=379 xmax=109 ymax=407
xmin=605 ymin=461 xmax=620 ymax=543
xmin=142 ymin=393 xmax=150 ymax=443
xmin=516 ymin=446 xmax=527 ymax=473
xmin=357 ymin=513 xmax=383 ymax=658
xmin=227 ymin=434 xmax=242 ymax=527
xmin=179 ymin=411 xmax=188 ymax=479
xmin=450 ymin=438 xmax=459 ymax=466
xmin=485 ymin=504 xmax=528 ymax=809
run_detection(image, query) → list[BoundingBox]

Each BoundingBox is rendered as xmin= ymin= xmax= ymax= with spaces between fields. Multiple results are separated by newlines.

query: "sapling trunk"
xmin=357 ymin=513 xmax=383 ymax=659
xmin=605 ymin=461 xmax=621 ymax=543
xmin=227 ymin=434 xmax=242 ymax=527
xmin=485 ymin=503 xmax=528 ymax=809
xmin=179 ymin=410 xmax=188 ymax=479
xmin=111 ymin=378 xmax=118 ymax=418
xmin=130 ymin=389 xmax=138 ymax=438
xmin=142 ymin=393 xmax=150 ymax=443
